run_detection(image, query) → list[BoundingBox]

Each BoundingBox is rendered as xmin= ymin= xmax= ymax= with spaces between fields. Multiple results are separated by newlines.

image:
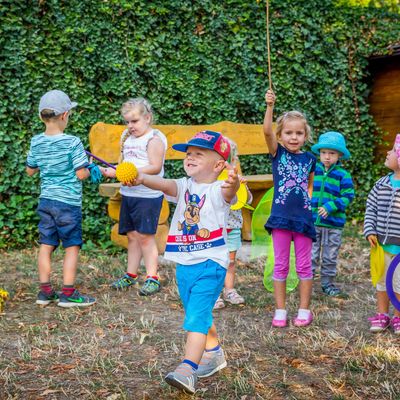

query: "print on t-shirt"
xmin=178 ymin=190 xmax=210 ymax=240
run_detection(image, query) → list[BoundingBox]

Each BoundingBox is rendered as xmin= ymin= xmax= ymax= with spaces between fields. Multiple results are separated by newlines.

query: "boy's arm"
xmin=76 ymin=167 xmax=91 ymax=180
xmin=263 ymin=90 xmax=278 ymax=157
xmin=221 ymin=163 xmax=240 ymax=203
xmin=26 ymin=166 xmax=39 ymax=176
xmin=139 ymin=136 xmax=165 ymax=175
xmin=364 ymin=184 xmax=378 ymax=243
xmin=135 ymin=172 xmax=178 ymax=197
xmin=320 ymin=172 xmax=355 ymax=214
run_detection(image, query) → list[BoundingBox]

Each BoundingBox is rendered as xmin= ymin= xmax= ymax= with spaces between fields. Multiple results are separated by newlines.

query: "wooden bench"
xmin=89 ymin=121 xmax=273 ymax=252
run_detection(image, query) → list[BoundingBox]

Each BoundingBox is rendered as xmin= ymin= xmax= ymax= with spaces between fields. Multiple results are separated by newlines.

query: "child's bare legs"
xmin=299 ymin=279 xmax=313 ymax=310
xmin=224 ymin=252 xmax=236 ymax=290
xmin=185 ymin=323 xmax=219 ymax=363
xmin=38 ymin=244 xmax=55 ymax=283
xmin=62 ymin=246 xmax=80 ymax=285
xmin=273 ymin=280 xmax=286 ymax=309
xmin=134 ymin=231 xmax=158 ymax=276
xmin=377 ymin=290 xmax=390 ymax=314
xmin=129 ymin=231 xmax=160 ymax=296
xmin=126 ymin=231 xmax=143 ymax=275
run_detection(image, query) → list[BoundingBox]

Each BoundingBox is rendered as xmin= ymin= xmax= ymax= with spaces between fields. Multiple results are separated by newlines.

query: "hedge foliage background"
xmin=1 ymin=0 xmax=399 ymax=248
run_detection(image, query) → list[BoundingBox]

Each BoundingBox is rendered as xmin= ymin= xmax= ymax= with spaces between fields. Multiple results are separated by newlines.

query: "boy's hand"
xmin=367 ymin=234 xmax=378 ymax=247
xmin=318 ymin=207 xmax=328 ymax=218
xmin=265 ymin=89 xmax=276 ymax=107
xmin=221 ymin=162 xmax=239 ymax=191
xmin=131 ymin=171 xmax=144 ymax=186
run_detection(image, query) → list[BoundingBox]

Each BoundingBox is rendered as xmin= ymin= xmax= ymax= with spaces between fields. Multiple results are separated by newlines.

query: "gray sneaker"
xmin=165 ymin=363 xmax=197 ymax=394
xmin=197 ymin=347 xmax=227 ymax=378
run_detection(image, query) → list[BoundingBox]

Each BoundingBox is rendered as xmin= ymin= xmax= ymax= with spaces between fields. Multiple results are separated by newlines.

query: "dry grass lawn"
xmin=1 ymin=227 xmax=400 ymax=399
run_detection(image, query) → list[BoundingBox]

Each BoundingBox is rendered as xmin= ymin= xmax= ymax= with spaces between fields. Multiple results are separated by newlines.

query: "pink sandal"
xmin=272 ymin=318 xmax=287 ymax=328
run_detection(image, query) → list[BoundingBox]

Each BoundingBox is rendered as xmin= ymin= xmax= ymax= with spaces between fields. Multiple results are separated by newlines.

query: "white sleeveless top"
xmin=120 ymin=128 xmax=167 ymax=198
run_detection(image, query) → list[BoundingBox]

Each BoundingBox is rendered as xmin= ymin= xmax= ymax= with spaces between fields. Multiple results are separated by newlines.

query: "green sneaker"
xmin=139 ymin=278 xmax=160 ymax=296
xmin=58 ymin=290 xmax=96 ymax=308
xmin=111 ymin=274 xmax=138 ymax=290
xmin=36 ymin=291 xmax=59 ymax=305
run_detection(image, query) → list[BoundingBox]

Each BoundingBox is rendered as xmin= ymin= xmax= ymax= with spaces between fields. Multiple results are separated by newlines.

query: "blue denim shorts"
xmin=227 ymin=228 xmax=242 ymax=252
xmin=37 ymin=198 xmax=82 ymax=248
xmin=176 ymin=260 xmax=227 ymax=335
xmin=119 ymin=195 xmax=163 ymax=235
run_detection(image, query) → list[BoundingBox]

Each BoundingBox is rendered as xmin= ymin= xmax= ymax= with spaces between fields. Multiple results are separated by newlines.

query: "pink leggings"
xmin=272 ymin=229 xmax=313 ymax=281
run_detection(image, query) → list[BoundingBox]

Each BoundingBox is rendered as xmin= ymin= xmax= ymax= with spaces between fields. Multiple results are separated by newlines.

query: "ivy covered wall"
xmin=1 ymin=0 xmax=399 ymax=248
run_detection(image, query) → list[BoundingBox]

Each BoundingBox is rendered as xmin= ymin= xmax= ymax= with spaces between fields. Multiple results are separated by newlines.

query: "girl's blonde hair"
xmin=121 ymin=97 xmax=154 ymax=124
xmin=275 ymin=111 xmax=312 ymax=143
xmin=119 ymin=97 xmax=154 ymax=162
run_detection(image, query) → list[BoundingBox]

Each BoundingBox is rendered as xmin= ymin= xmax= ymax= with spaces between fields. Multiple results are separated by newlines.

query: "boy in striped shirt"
xmin=311 ymin=131 xmax=355 ymax=296
xmin=26 ymin=90 xmax=95 ymax=308
xmin=364 ymin=134 xmax=400 ymax=333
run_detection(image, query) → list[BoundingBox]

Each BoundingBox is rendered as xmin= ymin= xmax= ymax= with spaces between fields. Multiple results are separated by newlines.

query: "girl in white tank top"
xmin=100 ymin=98 xmax=167 ymax=295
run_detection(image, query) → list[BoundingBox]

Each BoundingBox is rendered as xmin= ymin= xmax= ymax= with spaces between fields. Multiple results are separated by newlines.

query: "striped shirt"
xmin=311 ymin=162 xmax=355 ymax=229
xmin=364 ymin=174 xmax=400 ymax=246
xmin=26 ymin=133 xmax=89 ymax=206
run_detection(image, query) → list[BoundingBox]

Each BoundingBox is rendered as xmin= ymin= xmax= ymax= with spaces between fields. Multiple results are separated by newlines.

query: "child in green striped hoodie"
xmin=310 ymin=131 xmax=355 ymax=296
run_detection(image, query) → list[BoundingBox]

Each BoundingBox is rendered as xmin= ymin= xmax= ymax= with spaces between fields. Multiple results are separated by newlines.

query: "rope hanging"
xmin=266 ymin=0 xmax=272 ymax=89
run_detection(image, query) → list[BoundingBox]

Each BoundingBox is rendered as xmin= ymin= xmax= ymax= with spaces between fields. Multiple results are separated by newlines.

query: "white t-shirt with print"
xmin=164 ymin=178 xmax=231 ymax=269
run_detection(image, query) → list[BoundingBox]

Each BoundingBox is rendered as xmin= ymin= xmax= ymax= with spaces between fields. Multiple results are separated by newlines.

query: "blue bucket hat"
xmin=311 ymin=131 xmax=350 ymax=160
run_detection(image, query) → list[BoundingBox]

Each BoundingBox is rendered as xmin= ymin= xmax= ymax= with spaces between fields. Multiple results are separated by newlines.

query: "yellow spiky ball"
xmin=116 ymin=161 xmax=138 ymax=184
xmin=0 ymin=288 xmax=9 ymax=312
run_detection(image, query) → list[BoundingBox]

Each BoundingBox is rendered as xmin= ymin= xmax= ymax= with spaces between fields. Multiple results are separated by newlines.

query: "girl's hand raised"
xmin=265 ymin=89 xmax=276 ymax=107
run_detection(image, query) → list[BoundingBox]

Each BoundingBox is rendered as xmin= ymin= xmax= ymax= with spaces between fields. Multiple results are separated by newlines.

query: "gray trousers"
xmin=311 ymin=226 xmax=343 ymax=286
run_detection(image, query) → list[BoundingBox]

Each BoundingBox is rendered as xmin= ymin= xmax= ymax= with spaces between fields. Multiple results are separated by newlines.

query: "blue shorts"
xmin=119 ymin=195 xmax=163 ymax=235
xmin=227 ymin=228 xmax=242 ymax=252
xmin=176 ymin=260 xmax=227 ymax=335
xmin=37 ymin=198 xmax=82 ymax=248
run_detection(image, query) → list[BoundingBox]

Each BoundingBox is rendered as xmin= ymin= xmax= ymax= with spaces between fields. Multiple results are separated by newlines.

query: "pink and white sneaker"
xmin=391 ymin=316 xmax=400 ymax=335
xmin=272 ymin=318 xmax=287 ymax=328
xmin=368 ymin=313 xmax=391 ymax=332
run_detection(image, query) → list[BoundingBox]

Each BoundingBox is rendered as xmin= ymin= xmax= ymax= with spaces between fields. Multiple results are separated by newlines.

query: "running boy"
xmin=26 ymin=89 xmax=95 ymax=308
xmin=311 ymin=131 xmax=355 ymax=296
xmin=133 ymin=131 xmax=239 ymax=394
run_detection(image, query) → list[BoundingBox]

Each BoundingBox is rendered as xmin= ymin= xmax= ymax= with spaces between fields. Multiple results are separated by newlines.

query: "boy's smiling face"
xmin=184 ymin=146 xmax=225 ymax=183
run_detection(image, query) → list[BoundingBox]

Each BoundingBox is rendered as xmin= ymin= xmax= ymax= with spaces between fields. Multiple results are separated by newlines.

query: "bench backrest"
xmin=89 ymin=121 xmax=270 ymax=163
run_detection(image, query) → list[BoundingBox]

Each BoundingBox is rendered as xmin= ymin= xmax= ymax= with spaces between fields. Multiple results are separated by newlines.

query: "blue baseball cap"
xmin=172 ymin=130 xmax=231 ymax=161
xmin=311 ymin=131 xmax=350 ymax=160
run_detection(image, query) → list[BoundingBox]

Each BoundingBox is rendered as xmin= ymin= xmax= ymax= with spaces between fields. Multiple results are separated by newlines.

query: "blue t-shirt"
xmin=26 ymin=133 xmax=89 ymax=207
xmin=265 ymin=143 xmax=317 ymax=240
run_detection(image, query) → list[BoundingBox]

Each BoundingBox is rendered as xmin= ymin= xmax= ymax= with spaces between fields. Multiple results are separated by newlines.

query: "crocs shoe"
xmin=272 ymin=318 xmax=287 ymax=328
xmin=368 ymin=313 xmax=391 ymax=332
xmin=293 ymin=312 xmax=313 ymax=327
xmin=36 ymin=291 xmax=59 ymax=305
xmin=110 ymin=274 xmax=138 ymax=290
xmin=58 ymin=290 xmax=96 ymax=308
xmin=139 ymin=278 xmax=160 ymax=296
xmin=165 ymin=363 xmax=197 ymax=394
xmin=391 ymin=316 xmax=400 ymax=335
xmin=197 ymin=348 xmax=227 ymax=378
xmin=321 ymin=283 xmax=342 ymax=297
xmin=224 ymin=288 xmax=245 ymax=305
xmin=213 ymin=296 xmax=225 ymax=310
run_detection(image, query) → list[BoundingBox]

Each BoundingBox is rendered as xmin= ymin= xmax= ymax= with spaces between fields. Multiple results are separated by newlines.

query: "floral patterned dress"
xmin=265 ymin=143 xmax=317 ymax=240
